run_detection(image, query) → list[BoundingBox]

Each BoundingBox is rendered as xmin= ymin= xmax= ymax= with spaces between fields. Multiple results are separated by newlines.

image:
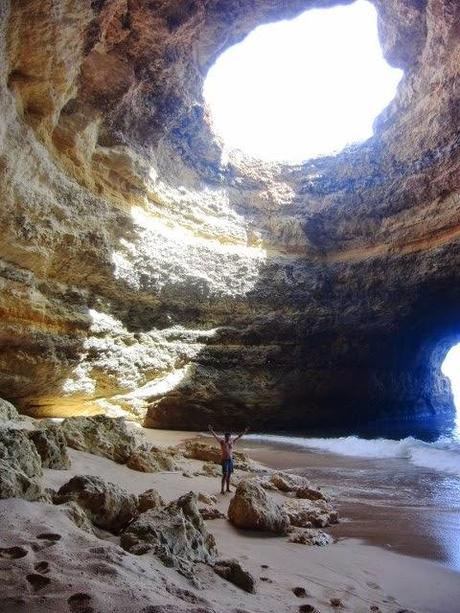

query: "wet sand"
xmin=240 ymin=438 xmax=460 ymax=571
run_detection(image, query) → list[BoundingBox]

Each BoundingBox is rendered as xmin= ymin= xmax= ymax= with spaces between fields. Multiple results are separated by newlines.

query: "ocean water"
xmin=246 ymin=430 xmax=460 ymax=478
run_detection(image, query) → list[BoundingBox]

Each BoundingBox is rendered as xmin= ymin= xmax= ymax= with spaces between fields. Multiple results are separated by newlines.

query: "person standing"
xmin=208 ymin=425 xmax=249 ymax=494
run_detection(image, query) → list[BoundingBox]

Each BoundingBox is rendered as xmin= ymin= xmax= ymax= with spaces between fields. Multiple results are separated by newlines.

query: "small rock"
xmin=199 ymin=507 xmax=225 ymax=520
xmin=214 ymin=559 xmax=256 ymax=593
xmin=198 ymin=492 xmax=217 ymax=505
xmin=288 ymin=528 xmax=333 ymax=546
xmin=138 ymin=488 xmax=164 ymax=514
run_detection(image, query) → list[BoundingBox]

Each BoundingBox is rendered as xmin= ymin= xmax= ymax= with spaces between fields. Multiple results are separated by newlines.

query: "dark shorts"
xmin=221 ymin=459 xmax=234 ymax=475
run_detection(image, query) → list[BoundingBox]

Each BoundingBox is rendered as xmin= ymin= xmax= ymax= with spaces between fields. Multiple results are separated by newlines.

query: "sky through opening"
xmin=442 ymin=344 xmax=460 ymax=434
xmin=204 ymin=0 xmax=403 ymax=163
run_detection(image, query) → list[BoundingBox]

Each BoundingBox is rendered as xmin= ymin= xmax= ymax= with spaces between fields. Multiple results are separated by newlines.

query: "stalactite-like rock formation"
xmin=0 ymin=0 xmax=459 ymax=431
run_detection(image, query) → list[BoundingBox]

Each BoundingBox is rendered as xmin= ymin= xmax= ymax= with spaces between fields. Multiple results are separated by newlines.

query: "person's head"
xmin=224 ymin=432 xmax=231 ymax=441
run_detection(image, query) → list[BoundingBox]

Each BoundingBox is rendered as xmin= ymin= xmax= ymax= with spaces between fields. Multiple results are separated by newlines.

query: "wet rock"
xmin=28 ymin=424 xmax=71 ymax=470
xmin=284 ymin=498 xmax=338 ymax=529
xmin=213 ymin=559 xmax=256 ymax=593
xmin=0 ymin=459 xmax=43 ymax=501
xmin=138 ymin=488 xmax=164 ymax=514
xmin=127 ymin=446 xmax=178 ymax=472
xmin=0 ymin=398 xmax=21 ymax=422
xmin=61 ymin=416 xmax=136 ymax=463
xmin=0 ymin=428 xmax=42 ymax=478
xmin=54 ymin=475 xmax=137 ymax=533
xmin=121 ymin=492 xmax=217 ymax=573
xmin=228 ymin=480 xmax=290 ymax=534
xmin=288 ymin=528 xmax=333 ymax=546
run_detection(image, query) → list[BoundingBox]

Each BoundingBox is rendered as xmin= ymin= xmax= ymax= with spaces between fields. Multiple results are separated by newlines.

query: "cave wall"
xmin=0 ymin=0 xmax=459 ymax=431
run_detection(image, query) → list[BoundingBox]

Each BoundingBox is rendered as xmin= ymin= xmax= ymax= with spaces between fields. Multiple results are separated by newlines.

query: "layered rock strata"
xmin=0 ymin=0 xmax=459 ymax=430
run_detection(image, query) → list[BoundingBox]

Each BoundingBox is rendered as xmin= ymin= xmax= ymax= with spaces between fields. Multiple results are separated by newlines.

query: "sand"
xmin=1 ymin=427 xmax=459 ymax=613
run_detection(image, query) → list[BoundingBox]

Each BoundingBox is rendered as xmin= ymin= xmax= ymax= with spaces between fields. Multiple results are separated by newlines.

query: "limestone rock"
xmin=283 ymin=499 xmax=338 ymax=529
xmin=199 ymin=507 xmax=225 ymax=520
xmin=54 ymin=475 xmax=137 ymax=534
xmin=198 ymin=493 xmax=217 ymax=506
xmin=213 ymin=559 xmax=256 ymax=593
xmin=0 ymin=429 xmax=43 ymax=478
xmin=121 ymin=492 xmax=217 ymax=572
xmin=138 ymin=488 xmax=164 ymax=514
xmin=288 ymin=528 xmax=333 ymax=546
xmin=61 ymin=416 xmax=136 ymax=463
xmin=59 ymin=501 xmax=95 ymax=534
xmin=228 ymin=480 xmax=290 ymax=534
xmin=270 ymin=472 xmax=311 ymax=493
xmin=28 ymin=425 xmax=71 ymax=470
xmin=0 ymin=399 xmax=21 ymax=422
xmin=182 ymin=441 xmax=251 ymax=470
xmin=127 ymin=446 xmax=177 ymax=473
xmin=295 ymin=487 xmax=327 ymax=502
xmin=0 ymin=459 xmax=43 ymax=501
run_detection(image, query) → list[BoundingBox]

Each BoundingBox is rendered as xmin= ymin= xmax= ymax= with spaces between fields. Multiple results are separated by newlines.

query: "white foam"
xmin=246 ymin=434 xmax=460 ymax=478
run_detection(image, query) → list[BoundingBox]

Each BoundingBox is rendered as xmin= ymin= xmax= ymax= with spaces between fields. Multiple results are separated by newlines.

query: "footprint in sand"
xmin=68 ymin=592 xmax=94 ymax=613
xmin=293 ymin=587 xmax=308 ymax=598
xmin=26 ymin=573 xmax=51 ymax=592
xmin=298 ymin=605 xmax=320 ymax=613
xmin=0 ymin=546 xmax=28 ymax=559
xmin=367 ymin=581 xmax=381 ymax=590
xmin=36 ymin=533 xmax=62 ymax=541
xmin=34 ymin=561 xmax=50 ymax=574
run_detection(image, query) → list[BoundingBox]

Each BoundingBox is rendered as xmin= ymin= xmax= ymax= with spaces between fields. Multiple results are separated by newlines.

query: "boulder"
xmin=54 ymin=475 xmax=137 ymax=533
xmin=213 ymin=559 xmax=256 ymax=593
xmin=295 ymin=487 xmax=327 ymax=502
xmin=0 ymin=429 xmax=42 ymax=478
xmin=228 ymin=480 xmax=290 ymax=534
xmin=121 ymin=492 xmax=217 ymax=573
xmin=0 ymin=398 xmax=21 ymax=422
xmin=288 ymin=528 xmax=333 ymax=546
xmin=182 ymin=441 xmax=251 ymax=470
xmin=127 ymin=446 xmax=178 ymax=473
xmin=0 ymin=459 xmax=43 ymax=501
xmin=138 ymin=488 xmax=164 ymax=514
xmin=270 ymin=472 xmax=311 ymax=493
xmin=61 ymin=416 xmax=136 ymax=463
xmin=283 ymin=499 xmax=338 ymax=529
xmin=28 ymin=425 xmax=71 ymax=470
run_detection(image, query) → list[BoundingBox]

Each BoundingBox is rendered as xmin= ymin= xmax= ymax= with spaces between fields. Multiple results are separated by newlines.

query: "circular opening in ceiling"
xmin=204 ymin=0 xmax=403 ymax=163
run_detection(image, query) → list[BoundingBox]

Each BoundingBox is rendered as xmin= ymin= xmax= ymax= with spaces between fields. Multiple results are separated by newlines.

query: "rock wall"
xmin=0 ymin=0 xmax=459 ymax=431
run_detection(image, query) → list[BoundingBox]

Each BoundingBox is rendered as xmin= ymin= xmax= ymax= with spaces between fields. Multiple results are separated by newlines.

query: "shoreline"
xmin=1 ymin=422 xmax=460 ymax=612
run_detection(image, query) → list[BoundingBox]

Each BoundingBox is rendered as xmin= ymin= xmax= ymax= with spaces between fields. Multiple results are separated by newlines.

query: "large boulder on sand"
xmin=228 ymin=480 xmax=290 ymax=534
xmin=61 ymin=415 xmax=136 ymax=463
xmin=121 ymin=492 xmax=217 ymax=573
xmin=0 ymin=459 xmax=43 ymax=501
xmin=0 ymin=428 xmax=42 ymax=478
xmin=28 ymin=424 xmax=71 ymax=470
xmin=0 ymin=398 xmax=21 ymax=422
xmin=54 ymin=475 xmax=137 ymax=533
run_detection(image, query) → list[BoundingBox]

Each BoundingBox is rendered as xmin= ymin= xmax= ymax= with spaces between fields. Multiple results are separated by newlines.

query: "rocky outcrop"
xmin=0 ymin=429 xmax=42 ymax=479
xmin=0 ymin=398 xmax=21 ymax=422
xmin=54 ymin=475 xmax=137 ymax=533
xmin=121 ymin=492 xmax=217 ymax=574
xmin=127 ymin=446 xmax=178 ymax=473
xmin=0 ymin=459 xmax=43 ymax=501
xmin=283 ymin=498 xmax=338 ymax=529
xmin=28 ymin=424 xmax=71 ymax=470
xmin=0 ymin=1 xmax=459 ymax=432
xmin=61 ymin=416 xmax=136 ymax=463
xmin=228 ymin=480 xmax=290 ymax=534
xmin=213 ymin=559 xmax=256 ymax=593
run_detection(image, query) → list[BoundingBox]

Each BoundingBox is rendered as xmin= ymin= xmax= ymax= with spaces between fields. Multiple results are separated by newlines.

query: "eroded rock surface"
xmin=121 ymin=492 xmax=217 ymax=574
xmin=0 ymin=398 xmax=21 ymax=422
xmin=54 ymin=475 xmax=137 ymax=533
xmin=0 ymin=429 xmax=43 ymax=479
xmin=28 ymin=424 xmax=71 ymax=470
xmin=228 ymin=480 xmax=290 ymax=534
xmin=0 ymin=0 xmax=459 ymax=432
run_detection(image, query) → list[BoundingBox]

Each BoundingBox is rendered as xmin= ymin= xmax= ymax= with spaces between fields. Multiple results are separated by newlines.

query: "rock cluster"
xmin=228 ymin=480 xmax=290 ymax=534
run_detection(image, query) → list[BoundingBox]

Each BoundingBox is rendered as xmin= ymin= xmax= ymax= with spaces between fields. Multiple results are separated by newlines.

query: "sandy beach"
xmin=1 ymin=423 xmax=460 ymax=613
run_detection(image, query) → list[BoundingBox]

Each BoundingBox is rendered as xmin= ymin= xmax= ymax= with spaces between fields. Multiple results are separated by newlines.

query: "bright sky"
xmin=203 ymin=0 xmax=403 ymax=162
xmin=442 ymin=344 xmax=460 ymax=418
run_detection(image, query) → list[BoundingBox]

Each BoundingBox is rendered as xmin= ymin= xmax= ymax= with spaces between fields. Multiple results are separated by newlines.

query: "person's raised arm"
xmin=234 ymin=426 xmax=249 ymax=442
xmin=208 ymin=424 xmax=221 ymax=442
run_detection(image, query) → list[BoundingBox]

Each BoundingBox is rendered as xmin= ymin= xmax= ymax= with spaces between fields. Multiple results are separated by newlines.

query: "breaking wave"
xmin=246 ymin=433 xmax=460 ymax=478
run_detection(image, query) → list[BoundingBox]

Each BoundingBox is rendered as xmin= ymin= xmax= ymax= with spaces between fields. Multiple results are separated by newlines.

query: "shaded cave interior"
xmin=0 ymin=0 xmax=459 ymax=437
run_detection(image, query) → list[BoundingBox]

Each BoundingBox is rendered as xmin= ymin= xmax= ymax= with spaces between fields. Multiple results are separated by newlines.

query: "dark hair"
xmin=224 ymin=432 xmax=231 ymax=439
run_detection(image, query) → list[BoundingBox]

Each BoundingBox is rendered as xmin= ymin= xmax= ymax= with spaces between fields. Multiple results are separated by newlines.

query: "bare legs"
xmin=221 ymin=471 xmax=231 ymax=494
